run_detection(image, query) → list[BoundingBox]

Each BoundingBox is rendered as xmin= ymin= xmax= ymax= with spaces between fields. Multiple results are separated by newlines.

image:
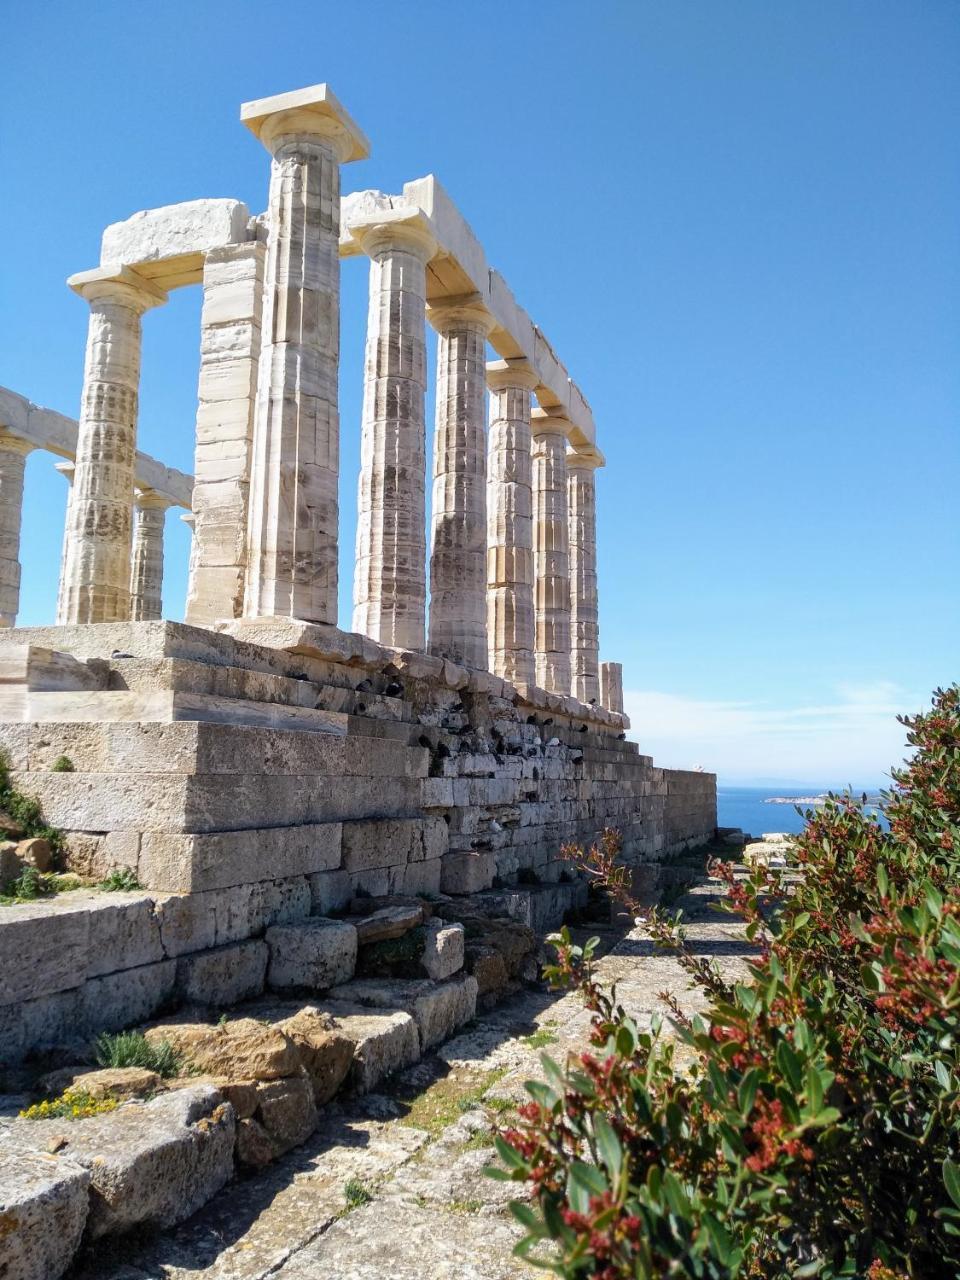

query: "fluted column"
xmin=600 ymin=660 xmax=624 ymax=715
xmin=241 ymin=86 xmax=369 ymax=622
xmin=352 ymin=213 xmax=437 ymax=650
xmin=54 ymin=461 xmax=75 ymax=625
xmin=0 ymin=433 xmax=33 ymax=627
xmin=61 ymin=266 xmax=167 ymax=624
xmin=427 ymin=297 xmax=493 ymax=668
xmin=486 ymin=359 xmax=538 ymax=685
xmin=567 ymin=446 xmax=603 ymax=703
xmin=129 ymin=490 xmax=172 ymax=621
xmin=531 ymin=410 xmax=572 ymax=694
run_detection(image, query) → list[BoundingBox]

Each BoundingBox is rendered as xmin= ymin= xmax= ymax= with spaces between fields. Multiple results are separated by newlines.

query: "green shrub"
xmin=343 ymin=1177 xmax=373 ymax=1209
xmin=0 ymin=750 xmax=66 ymax=862
xmin=0 ymin=866 xmax=56 ymax=903
xmin=93 ymin=1030 xmax=181 ymax=1078
xmin=51 ymin=755 xmax=75 ymax=773
xmin=98 ymin=868 xmax=141 ymax=892
xmin=491 ymin=686 xmax=960 ymax=1279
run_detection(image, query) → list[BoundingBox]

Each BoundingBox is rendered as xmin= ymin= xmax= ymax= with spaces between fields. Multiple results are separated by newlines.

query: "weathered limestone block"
xmin=36 ymin=1065 xmax=162 ymax=1101
xmin=485 ymin=360 xmax=538 ymax=685
xmin=239 ymin=1074 xmax=318 ymax=1165
xmin=14 ymin=1086 xmax=234 ymax=1240
xmin=243 ymin=86 xmax=368 ymax=623
xmin=145 ymin=1018 xmax=300 ymax=1080
xmin=0 ymin=989 xmax=81 ymax=1064
xmin=139 ymin=821 xmax=343 ymax=893
xmin=440 ymin=850 xmax=496 ymax=895
xmin=352 ymin=212 xmax=437 ymax=649
xmin=321 ymin=1001 xmax=421 ymax=1092
xmin=0 ymin=432 xmax=33 ymax=628
xmin=266 ymin=1006 xmax=355 ymax=1103
xmin=100 ymin=198 xmax=250 ymax=284
xmin=176 ymin=939 xmax=269 ymax=1006
xmin=353 ymin=904 xmax=423 ymax=944
xmin=266 ymin=917 xmax=358 ymax=990
xmin=340 ymin=815 xmax=446 ymax=872
xmin=421 ymin=919 xmax=465 ymax=980
xmin=0 ymin=1151 xmax=90 ymax=1280
xmin=60 ymin=266 xmax=167 ymax=624
xmin=0 ymin=897 xmax=92 ymax=1005
xmin=79 ymin=959 xmax=177 ymax=1034
xmin=327 ymin=974 xmax=478 ymax=1051
xmin=600 ymin=660 xmax=624 ymax=715
xmin=427 ymin=298 xmax=493 ymax=669
xmin=567 ymin=447 xmax=602 ymax=703
xmin=531 ymin=410 xmax=572 ymax=695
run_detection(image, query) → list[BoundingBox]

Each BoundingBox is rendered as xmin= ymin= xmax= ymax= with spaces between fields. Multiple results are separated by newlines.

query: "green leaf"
xmin=935 ymin=1060 xmax=952 ymax=1091
xmin=661 ymin=1170 xmax=689 ymax=1217
xmin=806 ymin=1065 xmax=823 ymax=1114
xmin=877 ymin=863 xmax=889 ymax=898
xmin=737 ymin=1067 xmax=761 ymax=1116
xmin=509 ymin=1201 xmax=546 ymax=1233
xmin=776 ymin=1039 xmax=803 ymax=1091
xmin=944 ymin=1159 xmax=960 ymax=1210
xmin=570 ymin=1160 xmax=607 ymax=1196
xmin=540 ymin=1053 xmax=566 ymax=1093
xmin=616 ymin=1020 xmax=638 ymax=1058
xmin=494 ymin=1134 xmax=528 ymax=1171
xmin=593 ymin=1113 xmax=622 ymax=1179
xmin=525 ymin=1080 xmax=559 ymax=1110
xmin=926 ymin=884 xmax=944 ymax=918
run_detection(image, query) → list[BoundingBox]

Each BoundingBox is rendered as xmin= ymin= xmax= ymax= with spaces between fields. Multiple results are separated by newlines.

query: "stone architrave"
xmin=567 ymin=446 xmax=603 ymax=703
xmin=600 ymin=660 xmax=624 ymax=714
xmin=352 ymin=211 xmax=437 ymax=651
xmin=531 ymin=410 xmax=572 ymax=694
xmin=186 ymin=241 xmax=266 ymax=625
xmin=60 ymin=266 xmax=167 ymax=624
xmin=241 ymin=85 xmax=369 ymax=623
xmin=0 ymin=432 xmax=33 ymax=627
xmin=485 ymin=359 xmax=538 ymax=686
xmin=54 ymin=460 xmax=76 ymax=626
xmin=427 ymin=296 xmax=494 ymax=669
xmin=130 ymin=489 xmax=173 ymax=621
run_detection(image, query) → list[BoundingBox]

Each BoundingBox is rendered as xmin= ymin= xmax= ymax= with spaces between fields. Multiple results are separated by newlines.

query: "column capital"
xmin=0 ymin=430 xmax=34 ymax=457
xmin=566 ymin=444 xmax=605 ymax=471
xmin=531 ymin=407 xmax=574 ymax=439
xmin=134 ymin=487 xmax=176 ymax=512
xmin=180 ymin=511 xmax=196 ymax=530
xmin=427 ymin=294 xmax=494 ymax=337
xmin=348 ymin=209 xmax=438 ymax=264
xmin=486 ymin=358 xmax=539 ymax=394
xmin=241 ymin=83 xmax=370 ymax=162
xmin=68 ymin=264 xmax=167 ymax=313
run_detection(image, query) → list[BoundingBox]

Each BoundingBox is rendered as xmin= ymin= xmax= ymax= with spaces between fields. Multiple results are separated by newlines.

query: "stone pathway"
xmin=69 ymin=877 xmax=756 ymax=1280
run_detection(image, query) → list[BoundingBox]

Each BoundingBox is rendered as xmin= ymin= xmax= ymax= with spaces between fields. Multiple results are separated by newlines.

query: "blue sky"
xmin=2 ymin=1 xmax=957 ymax=786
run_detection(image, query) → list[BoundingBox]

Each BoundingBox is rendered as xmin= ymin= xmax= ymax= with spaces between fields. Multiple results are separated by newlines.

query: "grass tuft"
xmin=94 ymin=1030 xmax=181 ymax=1077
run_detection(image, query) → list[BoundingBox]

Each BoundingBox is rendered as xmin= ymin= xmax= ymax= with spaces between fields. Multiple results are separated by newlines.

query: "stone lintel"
xmin=99 ymin=199 xmax=252 ymax=291
xmin=67 ymin=264 xmax=168 ymax=311
xmin=241 ymin=83 xmax=370 ymax=161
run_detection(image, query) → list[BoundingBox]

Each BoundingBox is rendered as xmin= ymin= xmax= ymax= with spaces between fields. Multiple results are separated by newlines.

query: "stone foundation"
xmin=0 ymin=619 xmax=715 ymax=1063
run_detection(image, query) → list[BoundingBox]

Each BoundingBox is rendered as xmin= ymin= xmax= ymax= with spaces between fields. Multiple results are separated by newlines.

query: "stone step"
xmin=326 ymin=974 xmax=478 ymax=1052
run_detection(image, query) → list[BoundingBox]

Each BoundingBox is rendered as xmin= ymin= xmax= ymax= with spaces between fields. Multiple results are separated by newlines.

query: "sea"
xmin=717 ymin=786 xmax=884 ymax=839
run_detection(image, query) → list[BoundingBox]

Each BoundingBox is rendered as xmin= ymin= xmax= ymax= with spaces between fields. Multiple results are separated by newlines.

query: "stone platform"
xmin=0 ymin=619 xmax=715 ymax=1063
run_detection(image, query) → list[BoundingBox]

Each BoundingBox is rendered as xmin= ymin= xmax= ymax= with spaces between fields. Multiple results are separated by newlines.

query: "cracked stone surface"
xmin=67 ymin=875 xmax=754 ymax=1279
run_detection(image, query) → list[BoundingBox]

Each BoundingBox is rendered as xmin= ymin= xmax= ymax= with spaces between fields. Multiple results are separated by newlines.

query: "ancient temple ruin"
xmin=0 ymin=84 xmax=715 ymax=1065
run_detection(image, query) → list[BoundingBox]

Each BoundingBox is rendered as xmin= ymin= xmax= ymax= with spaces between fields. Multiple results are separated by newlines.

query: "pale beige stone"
xmin=599 ymin=660 xmax=624 ymax=714
xmin=129 ymin=489 xmax=173 ymax=621
xmin=0 ymin=1151 xmax=89 ymax=1280
xmin=0 ymin=432 xmax=33 ymax=627
xmin=531 ymin=410 xmax=572 ymax=694
xmin=266 ymin=917 xmax=358 ymax=991
xmin=567 ymin=446 xmax=603 ymax=703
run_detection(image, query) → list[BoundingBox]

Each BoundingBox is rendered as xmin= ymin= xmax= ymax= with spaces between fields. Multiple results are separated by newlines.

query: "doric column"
xmin=0 ymin=433 xmax=33 ymax=627
xmin=531 ymin=410 xmax=572 ymax=694
xmin=61 ymin=266 xmax=167 ymax=624
xmin=600 ymin=660 xmax=624 ymax=715
xmin=427 ymin=297 xmax=494 ymax=669
xmin=567 ymin=445 xmax=603 ymax=703
xmin=129 ymin=489 xmax=172 ymax=621
xmin=241 ymin=85 xmax=369 ymax=622
xmin=54 ymin=461 xmax=75 ymax=625
xmin=352 ymin=212 xmax=437 ymax=650
xmin=186 ymin=241 xmax=266 ymax=625
xmin=486 ymin=359 xmax=538 ymax=686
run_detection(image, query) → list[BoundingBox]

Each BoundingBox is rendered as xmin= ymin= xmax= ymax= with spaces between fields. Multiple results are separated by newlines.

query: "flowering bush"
xmin=491 ymin=686 xmax=960 ymax=1278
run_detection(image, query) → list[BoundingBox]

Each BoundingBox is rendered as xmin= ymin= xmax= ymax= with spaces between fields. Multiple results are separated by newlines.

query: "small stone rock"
xmin=0 ymin=811 xmax=25 ymax=840
xmin=354 ymin=905 xmax=424 ymax=945
xmin=0 ymin=841 xmax=24 ymax=890
xmin=144 ymin=1019 xmax=300 ymax=1081
xmin=255 ymin=1073 xmax=318 ymax=1155
xmin=266 ymin=917 xmax=358 ymax=991
xmin=16 ymin=838 xmax=52 ymax=873
xmin=272 ymin=1006 xmax=355 ymax=1104
xmin=0 ymin=1150 xmax=89 ymax=1280
xmin=235 ymin=1115 xmax=276 ymax=1168
xmin=421 ymin=919 xmax=464 ymax=980
xmin=35 ymin=1065 xmax=162 ymax=1102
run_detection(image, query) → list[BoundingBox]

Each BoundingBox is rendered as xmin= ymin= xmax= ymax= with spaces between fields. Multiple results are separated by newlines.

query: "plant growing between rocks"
xmin=491 ymin=686 xmax=960 ymax=1278
xmin=94 ymin=1031 xmax=182 ymax=1078
xmin=0 ymin=748 xmax=66 ymax=861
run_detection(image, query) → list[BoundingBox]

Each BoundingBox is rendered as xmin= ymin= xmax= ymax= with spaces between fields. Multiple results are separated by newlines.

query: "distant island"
xmin=765 ymin=794 xmax=883 ymax=807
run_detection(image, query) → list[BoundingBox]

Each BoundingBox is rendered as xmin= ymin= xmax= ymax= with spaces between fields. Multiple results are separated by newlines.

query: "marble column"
xmin=486 ymin=359 xmax=538 ymax=686
xmin=352 ymin=213 xmax=437 ymax=650
xmin=54 ymin=461 xmax=76 ymax=625
xmin=531 ymin=410 xmax=572 ymax=694
xmin=600 ymin=661 xmax=624 ymax=715
xmin=186 ymin=241 xmax=266 ymax=625
xmin=427 ymin=297 xmax=493 ymax=669
xmin=567 ymin=446 xmax=603 ymax=703
xmin=61 ymin=266 xmax=167 ymax=624
xmin=241 ymin=86 xmax=369 ymax=622
xmin=129 ymin=489 xmax=172 ymax=621
xmin=0 ymin=433 xmax=33 ymax=627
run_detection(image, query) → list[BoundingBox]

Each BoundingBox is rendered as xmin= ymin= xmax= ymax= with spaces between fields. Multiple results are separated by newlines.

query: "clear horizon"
xmin=2 ymin=1 xmax=956 ymax=787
